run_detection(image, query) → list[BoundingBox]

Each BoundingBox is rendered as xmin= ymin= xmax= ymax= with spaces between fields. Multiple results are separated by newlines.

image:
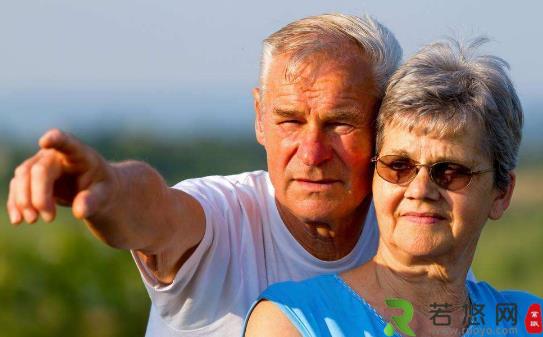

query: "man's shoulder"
xmin=173 ymin=170 xmax=269 ymax=190
xmin=172 ymin=170 xmax=272 ymax=215
xmin=222 ymin=170 xmax=270 ymax=187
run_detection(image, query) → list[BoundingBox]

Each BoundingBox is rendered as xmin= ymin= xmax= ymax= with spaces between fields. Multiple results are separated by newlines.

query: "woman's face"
xmin=373 ymin=124 xmax=508 ymax=260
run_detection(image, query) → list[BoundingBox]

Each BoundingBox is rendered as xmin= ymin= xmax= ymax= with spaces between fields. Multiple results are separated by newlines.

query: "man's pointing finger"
xmin=39 ymin=128 xmax=89 ymax=164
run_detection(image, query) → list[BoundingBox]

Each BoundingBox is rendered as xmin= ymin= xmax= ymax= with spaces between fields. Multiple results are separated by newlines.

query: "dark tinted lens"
xmin=431 ymin=162 xmax=472 ymax=190
xmin=377 ymin=156 xmax=417 ymax=184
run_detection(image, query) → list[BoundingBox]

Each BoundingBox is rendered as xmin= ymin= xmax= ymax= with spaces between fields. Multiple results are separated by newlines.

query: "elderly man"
xmin=7 ymin=14 xmax=401 ymax=336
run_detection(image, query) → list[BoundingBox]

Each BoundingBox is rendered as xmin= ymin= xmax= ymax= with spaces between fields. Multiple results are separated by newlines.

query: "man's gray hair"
xmin=377 ymin=37 xmax=523 ymax=191
xmin=259 ymin=13 xmax=402 ymax=98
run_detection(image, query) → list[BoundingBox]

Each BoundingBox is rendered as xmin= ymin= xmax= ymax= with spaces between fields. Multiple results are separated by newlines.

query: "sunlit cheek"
xmin=339 ymin=133 xmax=373 ymax=174
xmin=374 ymin=181 xmax=405 ymax=239
xmin=278 ymin=131 xmax=303 ymax=169
xmin=446 ymin=180 xmax=492 ymax=235
xmin=273 ymin=136 xmax=307 ymax=201
xmin=450 ymin=199 xmax=490 ymax=240
xmin=343 ymin=128 xmax=373 ymax=150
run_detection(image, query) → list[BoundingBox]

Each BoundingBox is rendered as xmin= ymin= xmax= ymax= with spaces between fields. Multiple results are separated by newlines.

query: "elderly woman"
xmin=243 ymin=38 xmax=542 ymax=337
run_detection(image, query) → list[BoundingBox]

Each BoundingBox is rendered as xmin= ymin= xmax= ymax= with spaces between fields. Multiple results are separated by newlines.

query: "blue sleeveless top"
xmin=243 ymin=274 xmax=542 ymax=337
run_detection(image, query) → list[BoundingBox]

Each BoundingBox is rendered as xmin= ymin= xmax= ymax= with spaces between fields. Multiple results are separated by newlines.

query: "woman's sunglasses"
xmin=371 ymin=155 xmax=493 ymax=191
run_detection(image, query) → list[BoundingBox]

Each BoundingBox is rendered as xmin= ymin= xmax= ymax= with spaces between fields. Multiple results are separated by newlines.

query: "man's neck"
xmin=276 ymin=197 xmax=371 ymax=261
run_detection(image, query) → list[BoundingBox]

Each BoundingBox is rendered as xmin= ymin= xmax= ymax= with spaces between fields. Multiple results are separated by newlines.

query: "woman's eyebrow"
xmin=431 ymin=155 xmax=475 ymax=166
xmin=381 ymin=149 xmax=411 ymax=157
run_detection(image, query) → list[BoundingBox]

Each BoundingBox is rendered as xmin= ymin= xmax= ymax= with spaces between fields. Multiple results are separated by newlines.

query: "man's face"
xmin=254 ymin=49 xmax=378 ymax=224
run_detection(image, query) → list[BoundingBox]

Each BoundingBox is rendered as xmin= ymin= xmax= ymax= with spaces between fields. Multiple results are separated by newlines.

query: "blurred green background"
xmin=0 ymin=132 xmax=541 ymax=337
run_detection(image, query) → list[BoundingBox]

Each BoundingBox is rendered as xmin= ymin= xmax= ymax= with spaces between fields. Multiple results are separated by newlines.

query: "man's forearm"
xmin=84 ymin=160 xmax=175 ymax=251
xmin=84 ymin=159 xmax=205 ymax=283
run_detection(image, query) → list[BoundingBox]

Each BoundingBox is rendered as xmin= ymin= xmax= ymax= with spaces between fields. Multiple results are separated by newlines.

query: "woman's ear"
xmin=489 ymin=171 xmax=516 ymax=220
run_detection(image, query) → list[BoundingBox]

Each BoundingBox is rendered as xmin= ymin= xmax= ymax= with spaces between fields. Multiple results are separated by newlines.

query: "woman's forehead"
xmin=380 ymin=124 xmax=487 ymax=164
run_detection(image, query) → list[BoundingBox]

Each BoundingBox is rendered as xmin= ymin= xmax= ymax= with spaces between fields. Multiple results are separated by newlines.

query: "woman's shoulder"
xmin=467 ymin=280 xmax=542 ymax=304
xmin=467 ymin=279 xmax=542 ymax=329
xmin=466 ymin=281 xmax=542 ymax=335
xmin=244 ymin=274 xmax=374 ymax=337
xmin=244 ymin=274 xmax=341 ymax=337
xmin=244 ymin=300 xmax=302 ymax=337
xmin=261 ymin=273 xmax=339 ymax=303
xmin=255 ymin=274 xmax=343 ymax=312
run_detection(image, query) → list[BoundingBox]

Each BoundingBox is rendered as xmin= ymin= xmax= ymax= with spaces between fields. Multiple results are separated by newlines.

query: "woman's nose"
xmin=404 ymin=167 xmax=441 ymax=201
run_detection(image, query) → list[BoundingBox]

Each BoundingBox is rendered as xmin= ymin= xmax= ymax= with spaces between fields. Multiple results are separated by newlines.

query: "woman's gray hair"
xmin=377 ymin=37 xmax=523 ymax=191
xmin=259 ymin=13 xmax=402 ymax=99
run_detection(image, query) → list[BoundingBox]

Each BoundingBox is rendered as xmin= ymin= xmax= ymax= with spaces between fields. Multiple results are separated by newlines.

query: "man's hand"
xmin=6 ymin=128 xmax=205 ymax=283
xmin=7 ymin=128 xmax=117 ymax=225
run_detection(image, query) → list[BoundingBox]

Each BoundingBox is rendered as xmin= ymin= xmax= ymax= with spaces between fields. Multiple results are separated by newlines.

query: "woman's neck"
xmin=342 ymin=238 xmax=479 ymax=336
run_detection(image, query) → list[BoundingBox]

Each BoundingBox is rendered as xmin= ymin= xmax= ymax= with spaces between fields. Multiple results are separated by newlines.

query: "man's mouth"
xmin=293 ymin=178 xmax=341 ymax=191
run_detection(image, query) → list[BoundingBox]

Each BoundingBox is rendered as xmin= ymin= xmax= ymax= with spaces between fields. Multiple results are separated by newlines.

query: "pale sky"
xmin=1 ymin=0 xmax=541 ymax=140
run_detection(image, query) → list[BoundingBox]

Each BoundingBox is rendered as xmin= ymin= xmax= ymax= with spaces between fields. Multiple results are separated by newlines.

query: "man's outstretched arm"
xmin=6 ymin=128 xmax=205 ymax=284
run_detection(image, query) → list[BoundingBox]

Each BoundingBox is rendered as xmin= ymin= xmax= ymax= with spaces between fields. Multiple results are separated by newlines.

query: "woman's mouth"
xmin=401 ymin=212 xmax=446 ymax=224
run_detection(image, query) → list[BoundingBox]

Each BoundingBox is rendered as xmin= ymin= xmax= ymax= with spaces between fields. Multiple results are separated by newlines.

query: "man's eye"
xmin=330 ymin=123 xmax=354 ymax=134
xmin=278 ymin=120 xmax=302 ymax=131
xmin=279 ymin=120 xmax=301 ymax=125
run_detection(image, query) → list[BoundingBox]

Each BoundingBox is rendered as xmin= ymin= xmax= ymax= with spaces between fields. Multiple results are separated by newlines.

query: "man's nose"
xmin=404 ymin=167 xmax=441 ymax=201
xmin=298 ymin=126 xmax=333 ymax=166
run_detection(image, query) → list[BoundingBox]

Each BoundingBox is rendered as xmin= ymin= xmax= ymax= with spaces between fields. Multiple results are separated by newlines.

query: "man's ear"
xmin=489 ymin=171 xmax=516 ymax=220
xmin=253 ymin=87 xmax=265 ymax=146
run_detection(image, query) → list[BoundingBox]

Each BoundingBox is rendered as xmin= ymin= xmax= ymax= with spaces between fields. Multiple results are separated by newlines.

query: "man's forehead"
xmin=268 ymin=85 xmax=377 ymax=125
xmin=262 ymin=54 xmax=378 ymax=108
xmin=266 ymin=47 xmax=375 ymax=88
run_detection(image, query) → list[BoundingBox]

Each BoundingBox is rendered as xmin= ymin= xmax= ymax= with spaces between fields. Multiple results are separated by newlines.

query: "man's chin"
xmin=276 ymin=189 xmax=361 ymax=223
xmin=289 ymin=201 xmax=342 ymax=223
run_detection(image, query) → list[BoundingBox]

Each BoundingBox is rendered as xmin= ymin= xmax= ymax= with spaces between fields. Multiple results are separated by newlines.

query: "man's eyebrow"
xmin=271 ymin=108 xmax=303 ymax=118
xmin=324 ymin=109 xmax=367 ymax=124
xmin=271 ymin=107 xmax=370 ymax=123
